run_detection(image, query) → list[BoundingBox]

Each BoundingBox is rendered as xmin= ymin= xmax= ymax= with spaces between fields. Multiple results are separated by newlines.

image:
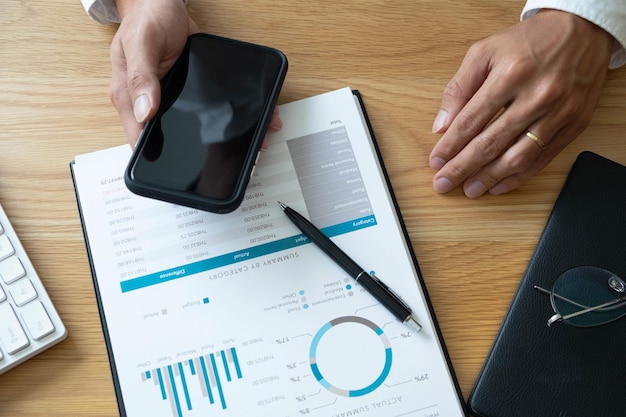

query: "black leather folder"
xmin=468 ymin=151 xmax=626 ymax=417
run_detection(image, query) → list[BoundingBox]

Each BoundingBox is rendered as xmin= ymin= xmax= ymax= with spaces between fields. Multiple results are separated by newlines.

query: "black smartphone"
xmin=125 ymin=33 xmax=288 ymax=213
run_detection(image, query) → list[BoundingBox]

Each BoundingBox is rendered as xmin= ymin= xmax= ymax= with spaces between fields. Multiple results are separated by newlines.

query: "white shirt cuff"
xmin=81 ymin=0 xmax=121 ymax=24
xmin=81 ymin=0 xmax=188 ymax=25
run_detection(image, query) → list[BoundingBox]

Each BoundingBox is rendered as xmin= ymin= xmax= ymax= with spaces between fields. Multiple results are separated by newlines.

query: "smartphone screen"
xmin=126 ymin=34 xmax=287 ymax=213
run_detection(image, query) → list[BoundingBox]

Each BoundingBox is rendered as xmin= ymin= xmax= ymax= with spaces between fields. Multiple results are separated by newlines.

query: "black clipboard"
xmin=71 ymin=88 xmax=468 ymax=417
xmin=468 ymin=151 xmax=626 ymax=417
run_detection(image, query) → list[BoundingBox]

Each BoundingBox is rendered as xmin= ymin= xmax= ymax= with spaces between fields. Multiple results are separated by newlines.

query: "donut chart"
xmin=309 ymin=316 xmax=392 ymax=397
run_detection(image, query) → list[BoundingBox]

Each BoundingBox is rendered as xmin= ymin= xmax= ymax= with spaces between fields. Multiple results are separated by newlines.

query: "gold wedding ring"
xmin=525 ymin=131 xmax=546 ymax=150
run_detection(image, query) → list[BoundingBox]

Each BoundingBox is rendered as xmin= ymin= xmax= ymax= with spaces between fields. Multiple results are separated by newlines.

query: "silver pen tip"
xmin=405 ymin=316 xmax=422 ymax=333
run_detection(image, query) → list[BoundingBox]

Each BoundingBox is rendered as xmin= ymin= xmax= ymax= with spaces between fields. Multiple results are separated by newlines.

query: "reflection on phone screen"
xmin=133 ymin=35 xmax=285 ymax=201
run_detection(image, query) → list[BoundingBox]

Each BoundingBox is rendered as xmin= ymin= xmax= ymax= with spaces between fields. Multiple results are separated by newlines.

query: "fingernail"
xmin=429 ymin=156 xmax=447 ymax=170
xmin=489 ymin=182 xmax=509 ymax=195
xmin=464 ymin=180 xmax=487 ymax=198
xmin=433 ymin=176 xmax=455 ymax=194
xmin=133 ymin=94 xmax=151 ymax=123
xmin=432 ymin=110 xmax=448 ymax=133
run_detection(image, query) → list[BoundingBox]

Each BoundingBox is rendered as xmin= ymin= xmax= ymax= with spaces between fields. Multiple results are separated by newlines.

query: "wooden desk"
xmin=1 ymin=1 xmax=625 ymax=415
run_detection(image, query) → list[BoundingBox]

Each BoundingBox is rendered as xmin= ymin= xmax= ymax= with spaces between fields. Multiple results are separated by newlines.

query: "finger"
xmin=268 ymin=106 xmax=282 ymax=132
xmin=488 ymin=126 xmax=572 ymax=195
xmin=431 ymin=98 xmax=531 ymax=195
xmin=462 ymin=128 xmax=546 ymax=198
xmin=188 ymin=16 xmax=200 ymax=35
xmin=115 ymin=91 xmax=145 ymax=147
xmin=109 ymin=38 xmax=145 ymax=146
xmin=116 ymin=30 xmax=163 ymax=125
xmin=488 ymin=151 xmax=557 ymax=195
xmin=475 ymin=92 xmax=591 ymax=197
xmin=432 ymin=42 xmax=492 ymax=135
xmin=430 ymin=73 xmax=515 ymax=172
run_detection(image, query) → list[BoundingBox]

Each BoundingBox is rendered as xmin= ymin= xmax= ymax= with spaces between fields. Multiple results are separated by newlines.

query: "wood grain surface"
xmin=1 ymin=1 xmax=625 ymax=415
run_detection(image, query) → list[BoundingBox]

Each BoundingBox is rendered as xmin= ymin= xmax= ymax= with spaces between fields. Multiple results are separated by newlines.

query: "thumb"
xmin=432 ymin=49 xmax=490 ymax=134
xmin=123 ymin=40 xmax=162 ymax=124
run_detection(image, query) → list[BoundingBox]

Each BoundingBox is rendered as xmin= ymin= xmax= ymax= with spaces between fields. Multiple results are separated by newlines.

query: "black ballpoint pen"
xmin=278 ymin=201 xmax=421 ymax=332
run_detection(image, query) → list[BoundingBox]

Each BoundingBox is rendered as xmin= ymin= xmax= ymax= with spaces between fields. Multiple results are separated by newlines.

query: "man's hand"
xmin=430 ymin=10 xmax=614 ymax=198
xmin=110 ymin=0 xmax=199 ymax=146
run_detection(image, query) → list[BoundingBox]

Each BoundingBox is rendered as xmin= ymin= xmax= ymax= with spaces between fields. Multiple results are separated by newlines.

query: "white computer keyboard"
xmin=0 ymin=202 xmax=66 ymax=375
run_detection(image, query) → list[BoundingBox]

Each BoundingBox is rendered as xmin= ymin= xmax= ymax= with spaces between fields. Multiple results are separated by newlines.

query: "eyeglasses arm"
xmin=555 ymin=296 xmax=626 ymax=325
xmin=534 ymin=285 xmax=590 ymax=309
xmin=534 ymin=285 xmax=626 ymax=326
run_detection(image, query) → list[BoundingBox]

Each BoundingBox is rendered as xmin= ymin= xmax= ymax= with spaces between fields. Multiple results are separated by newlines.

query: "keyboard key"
xmin=0 ymin=203 xmax=66 ymax=374
xmin=0 ymin=255 xmax=26 ymax=284
xmin=0 ymin=303 xmax=30 ymax=354
xmin=0 ymin=235 xmax=15 ymax=261
xmin=9 ymin=278 xmax=38 ymax=307
xmin=21 ymin=301 xmax=55 ymax=341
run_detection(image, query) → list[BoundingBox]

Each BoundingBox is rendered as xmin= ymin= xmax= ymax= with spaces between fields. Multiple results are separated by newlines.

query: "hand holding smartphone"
xmin=125 ymin=33 xmax=288 ymax=213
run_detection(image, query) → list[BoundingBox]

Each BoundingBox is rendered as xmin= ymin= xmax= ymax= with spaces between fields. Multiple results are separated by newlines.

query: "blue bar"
xmin=220 ymin=350 xmax=232 ymax=382
xmin=188 ymin=359 xmax=196 ymax=375
xmin=145 ymin=370 xmax=151 ymax=380
xmin=210 ymin=353 xmax=227 ymax=410
xmin=199 ymin=356 xmax=214 ymax=404
xmin=230 ymin=347 xmax=242 ymax=379
xmin=156 ymin=368 xmax=166 ymax=400
xmin=167 ymin=365 xmax=183 ymax=417
xmin=120 ymin=215 xmax=377 ymax=292
xmin=177 ymin=362 xmax=192 ymax=411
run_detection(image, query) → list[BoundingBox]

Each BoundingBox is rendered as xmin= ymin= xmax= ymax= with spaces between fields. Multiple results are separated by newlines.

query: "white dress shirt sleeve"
xmin=522 ymin=0 xmax=626 ymax=68
xmin=80 ymin=0 xmax=121 ymax=24
xmin=80 ymin=0 xmax=189 ymax=24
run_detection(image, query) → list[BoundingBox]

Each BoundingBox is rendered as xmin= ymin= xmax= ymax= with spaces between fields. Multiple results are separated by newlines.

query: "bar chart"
xmin=141 ymin=347 xmax=242 ymax=417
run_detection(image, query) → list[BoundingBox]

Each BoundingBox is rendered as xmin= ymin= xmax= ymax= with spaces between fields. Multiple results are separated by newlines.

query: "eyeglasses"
xmin=534 ymin=266 xmax=626 ymax=327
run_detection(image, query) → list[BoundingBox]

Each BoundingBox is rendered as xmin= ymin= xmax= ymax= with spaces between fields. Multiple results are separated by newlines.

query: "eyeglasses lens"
xmin=551 ymin=266 xmax=626 ymax=327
